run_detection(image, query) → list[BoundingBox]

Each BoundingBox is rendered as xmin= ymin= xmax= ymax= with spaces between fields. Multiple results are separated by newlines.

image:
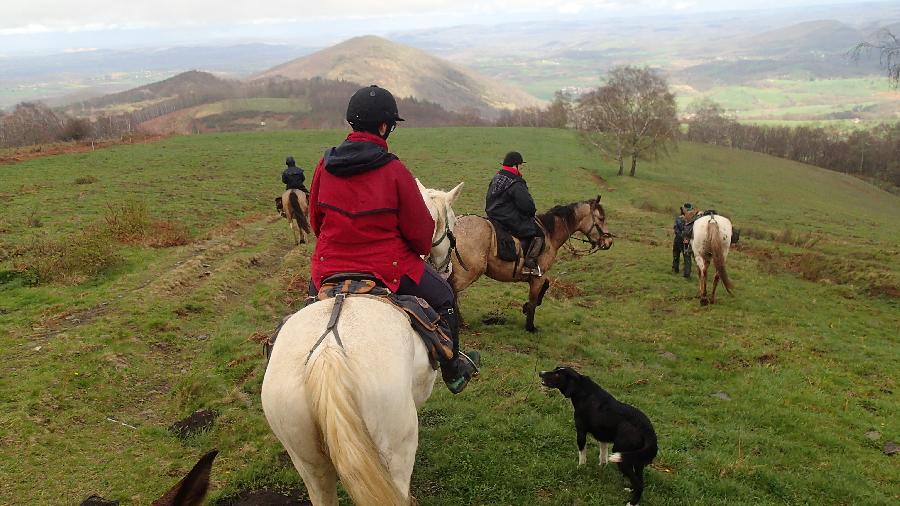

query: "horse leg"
xmin=696 ymin=256 xmax=708 ymax=305
xmin=294 ymin=216 xmax=306 ymax=244
xmin=711 ymin=272 xmax=720 ymax=304
xmin=523 ymin=278 xmax=550 ymax=332
xmin=291 ymin=452 xmax=339 ymax=506
xmin=377 ymin=402 xmax=419 ymax=504
xmin=288 ymin=220 xmax=299 ymax=245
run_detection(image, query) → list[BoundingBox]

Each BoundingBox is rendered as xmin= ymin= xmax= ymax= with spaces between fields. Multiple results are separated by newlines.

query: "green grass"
xmin=1 ymin=128 xmax=898 ymax=505
xmin=195 ymin=98 xmax=311 ymax=117
xmin=677 ymin=77 xmax=900 ymax=121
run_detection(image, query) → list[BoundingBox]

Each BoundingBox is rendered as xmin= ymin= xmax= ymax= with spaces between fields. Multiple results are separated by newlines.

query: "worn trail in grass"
xmin=0 ymin=128 xmax=897 ymax=505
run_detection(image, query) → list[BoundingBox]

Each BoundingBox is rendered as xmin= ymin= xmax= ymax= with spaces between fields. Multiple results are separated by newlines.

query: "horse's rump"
xmin=281 ymin=189 xmax=310 ymax=233
xmin=262 ymin=298 xmax=436 ymax=505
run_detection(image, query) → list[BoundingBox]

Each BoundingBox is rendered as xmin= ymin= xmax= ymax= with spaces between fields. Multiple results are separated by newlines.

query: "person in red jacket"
xmin=307 ymin=85 xmax=479 ymax=394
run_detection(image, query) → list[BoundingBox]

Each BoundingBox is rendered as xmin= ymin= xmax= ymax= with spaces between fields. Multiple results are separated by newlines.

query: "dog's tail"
xmin=608 ymin=432 xmax=658 ymax=466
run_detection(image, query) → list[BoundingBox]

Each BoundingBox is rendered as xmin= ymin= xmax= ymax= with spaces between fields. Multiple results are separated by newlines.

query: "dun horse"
xmin=261 ymin=183 xmax=463 ymax=506
xmin=690 ymin=214 xmax=734 ymax=305
xmin=278 ymin=189 xmax=310 ymax=244
xmin=450 ymin=196 xmax=613 ymax=331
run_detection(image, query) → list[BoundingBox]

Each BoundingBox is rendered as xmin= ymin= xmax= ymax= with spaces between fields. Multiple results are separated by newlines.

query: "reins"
xmin=561 ymin=205 xmax=615 ymax=257
xmin=426 ymin=199 xmax=469 ymax=274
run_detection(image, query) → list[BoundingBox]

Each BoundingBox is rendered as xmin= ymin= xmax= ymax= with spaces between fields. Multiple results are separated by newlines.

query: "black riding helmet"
xmin=285 ymin=156 xmax=296 ymax=167
xmin=502 ymin=151 xmax=525 ymax=167
xmin=346 ymin=85 xmax=405 ymax=131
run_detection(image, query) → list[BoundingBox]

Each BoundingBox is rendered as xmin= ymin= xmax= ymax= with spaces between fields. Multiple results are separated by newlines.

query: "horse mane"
xmin=538 ymin=203 xmax=579 ymax=235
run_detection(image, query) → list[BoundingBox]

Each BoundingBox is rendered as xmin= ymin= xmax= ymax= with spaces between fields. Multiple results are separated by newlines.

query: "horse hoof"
xmin=526 ymin=325 xmax=537 ymax=333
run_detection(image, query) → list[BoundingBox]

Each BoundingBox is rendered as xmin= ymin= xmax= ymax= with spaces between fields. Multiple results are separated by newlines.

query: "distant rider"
xmin=307 ymin=85 xmax=479 ymax=394
xmin=485 ymin=151 xmax=543 ymax=276
xmin=281 ymin=156 xmax=308 ymax=193
xmin=673 ymin=202 xmax=694 ymax=278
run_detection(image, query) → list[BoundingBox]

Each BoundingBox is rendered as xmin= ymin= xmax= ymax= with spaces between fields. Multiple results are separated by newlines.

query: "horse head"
xmin=582 ymin=195 xmax=613 ymax=250
xmin=417 ymin=179 xmax=464 ymax=278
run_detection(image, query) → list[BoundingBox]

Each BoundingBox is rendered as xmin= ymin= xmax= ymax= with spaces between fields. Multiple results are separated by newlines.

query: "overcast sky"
xmin=0 ymin=0 xmax=885 ymax=54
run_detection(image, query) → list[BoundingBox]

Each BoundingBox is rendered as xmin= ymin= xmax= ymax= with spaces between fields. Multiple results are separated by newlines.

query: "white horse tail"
xmin=708 ymin=219 xmax=734 ymax=294
xmin=304 ymin=346 xmax=408 ymax=506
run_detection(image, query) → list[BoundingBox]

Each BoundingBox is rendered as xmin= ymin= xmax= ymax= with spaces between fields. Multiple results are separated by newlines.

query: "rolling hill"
xmin=1 ymin=128 xmax=897 ymax=504
xmin=253 ymin=35 xmax=544 ymax=117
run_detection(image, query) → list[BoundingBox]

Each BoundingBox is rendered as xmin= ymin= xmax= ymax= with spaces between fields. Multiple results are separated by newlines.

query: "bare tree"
xmin=577 ymin=66 xmax=678 ymax=176
xmin=852 ymin=29 xmax=900 ymax=88
xmin=685 ymin=98 xmax=735 ymax=146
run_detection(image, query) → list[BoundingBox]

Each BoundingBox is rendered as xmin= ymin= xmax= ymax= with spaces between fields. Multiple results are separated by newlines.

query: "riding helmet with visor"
xmin=346 ymin=85 xmax=405 ymax=133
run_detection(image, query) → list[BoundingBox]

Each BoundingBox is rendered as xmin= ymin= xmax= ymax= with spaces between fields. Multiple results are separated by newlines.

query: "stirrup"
xmin=522 ymin=265 xmax=542 ymax=277
xmin=459 ymin=350 xmax=480 ymax=377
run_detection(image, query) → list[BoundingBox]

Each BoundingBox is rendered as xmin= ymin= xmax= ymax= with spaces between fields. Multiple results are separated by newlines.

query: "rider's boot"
xmin=439 ymin=307 xmax=480 ymax=394
xmin=672 ymin=256 xmax=680 ymax=273
xmin=521 ymin=236 xmax=544 ymax=277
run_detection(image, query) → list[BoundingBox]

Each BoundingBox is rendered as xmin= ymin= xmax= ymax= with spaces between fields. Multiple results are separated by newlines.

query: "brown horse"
xmin=277 ymin=189 xmax=310 ymax=245
xmin=449 ymin=196 xmax=613 ymax=331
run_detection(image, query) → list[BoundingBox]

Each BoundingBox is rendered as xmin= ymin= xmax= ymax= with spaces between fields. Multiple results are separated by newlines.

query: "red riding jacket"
xmin=308 ymin=131 xmax=434 ymax=291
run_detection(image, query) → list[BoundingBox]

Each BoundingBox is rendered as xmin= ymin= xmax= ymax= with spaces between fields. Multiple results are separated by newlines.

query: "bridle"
xmin=564 ymin=203 xmax=614 ymax=256
xmin=427 ymin=201 xmax=468 ymax=275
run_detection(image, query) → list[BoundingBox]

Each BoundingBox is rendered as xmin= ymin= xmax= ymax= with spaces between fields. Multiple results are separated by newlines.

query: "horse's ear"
xmin=596 ymin=194 xmax=602 ymax=203
xmin=415 ymin=178 xmax=427 ymax=193
xmin=447 ymin=182 xmax=464 ymax=204
xmin=152 ymin=450 xmax=218 ymax=506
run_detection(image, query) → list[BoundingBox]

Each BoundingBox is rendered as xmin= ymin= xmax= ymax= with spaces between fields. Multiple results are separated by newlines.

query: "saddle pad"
xmin=315 ymin=279 xmax=454 ymax=369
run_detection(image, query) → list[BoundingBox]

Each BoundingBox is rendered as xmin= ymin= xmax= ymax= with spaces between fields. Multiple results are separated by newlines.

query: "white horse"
xmin=690 ymin=214 xmax=734 ymax=305
xmin=261 ymin=183 xmax=464 ymax=506
xmin=417 ymin=180 xmax=464 ymax=279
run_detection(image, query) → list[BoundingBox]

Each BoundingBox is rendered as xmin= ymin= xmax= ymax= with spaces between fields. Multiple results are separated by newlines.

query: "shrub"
xmin=74 ymin=176 xmax=98 ymax=185
xmin=59 ymin=118 xmax=93 ymax=141
xmin=146 ymin=221 xmax=190 ymax=248
xmin=16 ymin=226 xmax=120 ymax=284
xmin=103 ymin=201 xmax=153 ymax=244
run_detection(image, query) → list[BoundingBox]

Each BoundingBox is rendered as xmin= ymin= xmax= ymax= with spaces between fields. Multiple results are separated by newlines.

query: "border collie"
xmin=540 ymin=366 xmax=658 ymax=506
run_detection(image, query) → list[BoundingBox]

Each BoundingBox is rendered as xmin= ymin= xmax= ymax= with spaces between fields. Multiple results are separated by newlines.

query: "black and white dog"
xmin=540 ymin=366 xmax=658 ymax=506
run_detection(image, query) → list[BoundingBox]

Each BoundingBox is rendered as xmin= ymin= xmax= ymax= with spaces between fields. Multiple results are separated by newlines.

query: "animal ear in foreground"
xmin=151 ymin=449 xmax=218 ymax=506
xmin=447 ymin=182 xmax=465 ymax=204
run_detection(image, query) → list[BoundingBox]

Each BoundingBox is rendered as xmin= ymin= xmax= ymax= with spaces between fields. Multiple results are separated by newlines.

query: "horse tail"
xmin=288 ymin=191 xmax=310 ymax=233
xmin=305 ymin=346 xmax=407 ymax=506
xmin=708 ymin=219 xmax=734 ymax=294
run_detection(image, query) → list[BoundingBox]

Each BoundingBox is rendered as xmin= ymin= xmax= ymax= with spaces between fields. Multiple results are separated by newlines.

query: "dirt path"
xmin=0 ymin=134 xmax=169 ymax=165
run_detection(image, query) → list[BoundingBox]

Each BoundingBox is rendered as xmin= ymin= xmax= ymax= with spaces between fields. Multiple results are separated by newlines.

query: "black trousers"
xmin=672 ymin=234 xmax=683 ymax=264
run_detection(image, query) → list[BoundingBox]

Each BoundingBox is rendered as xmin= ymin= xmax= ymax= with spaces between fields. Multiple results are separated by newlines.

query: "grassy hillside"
xmin=0 ymin=128 xmax=897 ymax=505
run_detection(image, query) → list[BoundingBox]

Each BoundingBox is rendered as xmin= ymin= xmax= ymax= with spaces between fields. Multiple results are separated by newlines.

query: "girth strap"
xmin=305 ymin=292 xmax=347 ymax=364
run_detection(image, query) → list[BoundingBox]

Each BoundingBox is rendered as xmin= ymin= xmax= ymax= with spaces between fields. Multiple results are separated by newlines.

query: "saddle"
xmin=489 ymin=219 xmax=520 ymax=262
xmin=488 ymin=218 xmax=546 ymax=263
xmin=267 ymin=273 xmax=455 ymax=370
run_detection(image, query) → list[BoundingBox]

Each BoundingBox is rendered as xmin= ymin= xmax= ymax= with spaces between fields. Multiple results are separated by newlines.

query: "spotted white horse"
xmin=690 ymin=214 xmax=734 ymax=305
xmin=261 ymin=183 xmax=464 ymax=506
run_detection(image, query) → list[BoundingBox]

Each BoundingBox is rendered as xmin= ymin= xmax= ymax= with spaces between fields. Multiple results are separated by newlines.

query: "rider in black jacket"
xmin=486 ymin=151 xmax=543 ymax=276
xmin=281 ymin=156 xmax=308 ymax=193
